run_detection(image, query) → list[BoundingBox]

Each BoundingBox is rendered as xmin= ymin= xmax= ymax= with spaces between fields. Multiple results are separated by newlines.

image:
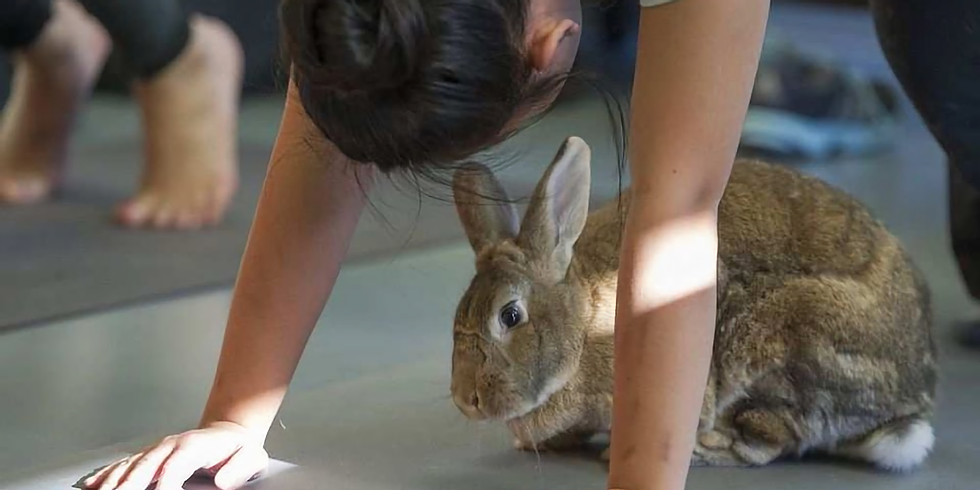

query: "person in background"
xmin=869 ymin=0 xmax=980 ymax=348
xmin=0 ymin=0 xmax=242 ymax=229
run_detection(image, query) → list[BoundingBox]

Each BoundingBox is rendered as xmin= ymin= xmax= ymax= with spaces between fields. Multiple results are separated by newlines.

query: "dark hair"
xmin=279 ymin=0 xmax=567 ymax=175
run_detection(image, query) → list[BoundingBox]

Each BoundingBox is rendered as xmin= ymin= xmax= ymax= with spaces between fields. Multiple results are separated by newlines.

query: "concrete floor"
xmin=2 ymin=3 xmax=979 ymax=489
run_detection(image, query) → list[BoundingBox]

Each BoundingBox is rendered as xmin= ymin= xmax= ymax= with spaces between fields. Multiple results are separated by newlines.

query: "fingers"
xmin=80 ymin=424 xmax=259 ymax=490
xmin=155 ymin=444 xmax=211 ymax=490
xmin=115 ymin=440 xmax=177 ymax=490
xmin=88 ymin=453 xmax=141 ymax=490
xmin=213 ymin=446 xmax=270 ymax=490
xmin=80 ymin=461 xmax=116 ymax=488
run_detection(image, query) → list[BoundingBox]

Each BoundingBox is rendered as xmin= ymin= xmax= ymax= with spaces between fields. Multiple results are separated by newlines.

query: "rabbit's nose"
xmin=452 ymin=390 xmax=485 ymax=420
xmin=452 ymin=390 xmax=478 ymax=410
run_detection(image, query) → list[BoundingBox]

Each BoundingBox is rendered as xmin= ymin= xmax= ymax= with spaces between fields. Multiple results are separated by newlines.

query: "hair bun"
xmin=281 ymin=0 xmax=428 ymax=95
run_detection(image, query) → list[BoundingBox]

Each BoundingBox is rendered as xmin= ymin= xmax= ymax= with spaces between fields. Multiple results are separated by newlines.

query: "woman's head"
xmin=280 ymin=0 xmax=582 ymax=173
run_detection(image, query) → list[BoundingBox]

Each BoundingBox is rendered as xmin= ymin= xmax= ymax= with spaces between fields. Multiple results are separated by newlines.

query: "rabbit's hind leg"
xmin=691 ymin=428 xmax=751 ymax=467
xmin=727 ymin=406 xmax=802 ymax=466
xmin=689 ymin=378 xmax=755 ymax=467
xmin=691 ymin=406 xmax=800 ymax=467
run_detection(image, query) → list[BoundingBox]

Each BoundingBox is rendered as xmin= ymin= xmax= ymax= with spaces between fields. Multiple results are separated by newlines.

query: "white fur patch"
xmin=509 ymin=369 xmax=575 ymax=420
xmin=535 ymin=369 xmax=574 ymax=406
xmin=859 ymin=420 xmax=935 ymax=472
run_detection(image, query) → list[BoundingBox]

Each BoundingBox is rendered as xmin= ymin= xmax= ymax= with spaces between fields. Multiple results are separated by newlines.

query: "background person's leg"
xmin=77 ymin=0 xmax=243 ymax=229
xmin=948 ymin=162 xmax=980 ymax=346
xmin=870 ymin=0 xmax=980 ymax=345
xmin=78 ymin=0 xmax=190 ymax=80
xmin=0 ymin=1 xmax=54 ymax=50
xmin=0 ymin=0 xmax=110 ymax=203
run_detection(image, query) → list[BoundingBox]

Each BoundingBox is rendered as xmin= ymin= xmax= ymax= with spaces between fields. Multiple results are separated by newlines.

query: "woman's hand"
xmin=81 ymin=422 xmax=268 ymax=490
xmin=80 ymin=75 xmax=371 ymax=490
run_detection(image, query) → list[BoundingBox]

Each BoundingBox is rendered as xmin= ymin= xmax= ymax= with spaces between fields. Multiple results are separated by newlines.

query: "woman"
xmin=83 ymin=0 xmax=770 ymax=489
xmin=0 ymin=0 xmax=241 ymax=229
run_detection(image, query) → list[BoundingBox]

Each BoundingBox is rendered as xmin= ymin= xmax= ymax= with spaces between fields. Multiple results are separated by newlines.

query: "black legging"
xmin=0 ymin=0 xmax=189 ymax=79
xmin=870 ymin=0 xmax=980 ymax=300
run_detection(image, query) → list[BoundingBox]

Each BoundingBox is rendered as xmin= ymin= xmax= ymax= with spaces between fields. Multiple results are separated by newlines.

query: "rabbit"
xmin=449 ymin=136 xmax=937 ymax=472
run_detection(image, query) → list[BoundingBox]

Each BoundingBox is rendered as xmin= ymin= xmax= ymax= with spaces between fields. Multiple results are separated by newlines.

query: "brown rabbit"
xmin=449 ymin=136 xmax=937 ymax=471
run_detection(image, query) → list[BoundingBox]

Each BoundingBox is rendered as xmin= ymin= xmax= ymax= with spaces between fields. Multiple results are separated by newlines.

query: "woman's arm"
xmin=201 ymin=80 xmax=373 ymax=436
xmin=85 ymin=79 xmax=373 ymax=490
xmin=609 ymin=2 xmax=769 ymax=490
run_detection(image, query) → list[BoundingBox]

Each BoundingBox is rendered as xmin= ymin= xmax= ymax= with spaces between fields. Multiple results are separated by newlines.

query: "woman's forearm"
xmin=200 ymin=81 xmax=373 ymax=440
xmin=609 ymin=2 xmax=769 ymax=489
xmin=611 ymin=204 xmax=720 ymax=490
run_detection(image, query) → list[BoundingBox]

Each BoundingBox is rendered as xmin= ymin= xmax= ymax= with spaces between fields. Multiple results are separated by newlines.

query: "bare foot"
xmin=0 ymin=0 xmax=109 ymax=203
xmin=117 ymin=15 xmax=243 ymax=229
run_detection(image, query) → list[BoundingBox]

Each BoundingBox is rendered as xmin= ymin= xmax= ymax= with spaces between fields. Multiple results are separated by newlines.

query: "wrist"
xmin=198 ymin=416 xmax=270 ymax=443
xmin=198 ymin=420 xmax=268 ymax=447
xmin=200 ymin=397 xmax=280 ymax=442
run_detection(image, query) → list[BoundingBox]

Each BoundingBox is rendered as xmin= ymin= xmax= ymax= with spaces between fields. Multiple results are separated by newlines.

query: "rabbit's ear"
xmin=453 ymin=162 xmax=520 ymax=252
xmin=518 ymin=137 xmax=592 ymax=280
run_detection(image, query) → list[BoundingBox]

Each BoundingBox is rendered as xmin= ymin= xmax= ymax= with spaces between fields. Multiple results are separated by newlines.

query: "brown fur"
xmin=450 ymin=137 xmax=937 ymax=470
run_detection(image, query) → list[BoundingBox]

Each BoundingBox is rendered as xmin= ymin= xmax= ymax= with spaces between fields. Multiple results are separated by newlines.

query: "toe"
xmin=0 ymin=176 xmax=51 ymax=204
xmin=116 ymin=194 xmax=157 ymax=228
xmin=0 ymin=178 xmax=21 ymax=202
xmin=174 ymin=210 xmax=203 ymax=230
xmin=150 ymin=205 xmax=178 ymax=229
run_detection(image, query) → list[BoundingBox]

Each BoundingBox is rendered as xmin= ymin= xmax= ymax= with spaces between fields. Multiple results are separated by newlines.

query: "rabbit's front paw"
xmin=513 ymin=438 xmax=536 ymax=452
xmin=542 ymin=431 xmax=593 ymax=451
xmin=514 ymin=431 xmax=592 ymax=453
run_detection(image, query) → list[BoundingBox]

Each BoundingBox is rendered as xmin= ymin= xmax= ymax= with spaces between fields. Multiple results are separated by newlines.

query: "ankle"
xmin=18 ymin=1 xmax=110 ymax=78
xmin=135 ymin=16 xmax=241 ymax=91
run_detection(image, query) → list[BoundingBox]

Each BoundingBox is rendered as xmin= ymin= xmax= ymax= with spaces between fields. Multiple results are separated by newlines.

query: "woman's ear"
xmin=528 ymin=18 xmax=581 ymax=73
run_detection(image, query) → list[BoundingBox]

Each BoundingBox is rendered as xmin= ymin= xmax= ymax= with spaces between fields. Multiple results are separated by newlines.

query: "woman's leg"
xmin=870 ymin=0 xmax=980 ymax=344
xmin=78 ymin=0 xmax=243 ymax=229
xmin=0 ymin=0 xmax=110 ymax=203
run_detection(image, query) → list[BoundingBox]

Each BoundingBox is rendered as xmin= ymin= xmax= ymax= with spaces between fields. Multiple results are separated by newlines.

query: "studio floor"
xmin=1 ymin=3 xmax=978 ymax=489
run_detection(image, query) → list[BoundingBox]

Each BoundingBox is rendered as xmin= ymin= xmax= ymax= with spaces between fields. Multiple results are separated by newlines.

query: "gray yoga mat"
xmin=0 ymin=140 xmax=472 ymax=330
xmin=0 ymin=92 xmax=628 ymax=330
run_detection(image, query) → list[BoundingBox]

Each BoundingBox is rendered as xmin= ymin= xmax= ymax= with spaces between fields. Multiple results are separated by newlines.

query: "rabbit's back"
xmin=719 ymin=160 xmax=885 ymax=279
xmin=716 ymin=160 xmax=934 ymax=373
xmin=578 ymin=159 xmax=924 ymax=297
xmin=576 ymin=159 xmax=893 ymax=280
xmin=577 ymin=158 xmax=935 ymax=405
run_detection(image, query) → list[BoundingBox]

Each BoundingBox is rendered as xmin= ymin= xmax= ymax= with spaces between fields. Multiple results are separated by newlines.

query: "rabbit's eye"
xmin=499 ymin=302 xmax=524 ymax=329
